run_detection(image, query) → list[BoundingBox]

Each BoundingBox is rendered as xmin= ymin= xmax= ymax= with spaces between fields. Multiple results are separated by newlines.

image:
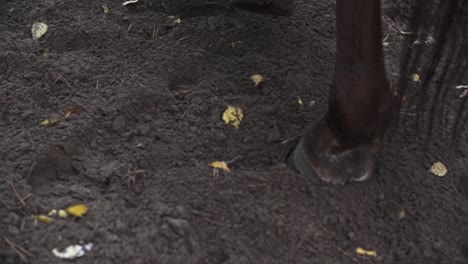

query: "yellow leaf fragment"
xmin=66 ymin=204 xmax=89 ymax=218
xmin=37 ymin=215 xmax=54 ymax=223
xmin=410 ymin=73 xmax=420 ymax=82
xmin=222 ymin=106 xmax=243 ymax=128
xmin=211 ymin=161 xmax=230 ymax=172
xmin=102 ymin=4 xmax=110 ymax=14
xmin=58 ymin=209 xmax=68 ymax=218
xmin=356 ymin=247 xmax=377 ymax=257
xmin=430 ymin=162 xmax=447 ymax=177
xmin=40 ymin=117 xmax=60 ymax=126
xmin=32 ymin=22 xmax=48 ymax=40
xmin=250 ymin=74 xmax=264 ymax=87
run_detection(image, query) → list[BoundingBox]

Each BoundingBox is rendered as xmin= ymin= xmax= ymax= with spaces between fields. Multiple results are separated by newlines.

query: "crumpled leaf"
xmin=356 ymin=247 xmax=377 ymax=257
xmin=211 ymin=161 xmax=230 ymax=172
xmin=36 ymin=215 xmax=53 ymax=223
xmin=40 ymin=117 xmax=60 ymax=126
xmin=32 ymin=22 xmax=48 ymax=40
xmin=250 ymin=74 xmax=264 ymax=87
xmin=429 ymin=161 xmax=447 ymax=177
xmin=66 ymin=204 xmax=88 ymax=218
xmin=222 ymin=106 xmax=243 ymax=128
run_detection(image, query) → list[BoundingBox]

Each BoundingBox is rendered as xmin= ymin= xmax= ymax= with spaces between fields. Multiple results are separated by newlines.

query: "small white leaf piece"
xmin=52 ymin=243 xmax=93 ymax=259
xmin=32 ymin=22 xmax=48 ymax=40
xmin=122 ymin=0 xmax=139 ymax=6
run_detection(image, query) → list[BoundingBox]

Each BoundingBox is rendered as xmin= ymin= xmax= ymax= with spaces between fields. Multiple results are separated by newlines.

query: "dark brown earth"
xmin=1 ymin=0 xmax=468 ymax=263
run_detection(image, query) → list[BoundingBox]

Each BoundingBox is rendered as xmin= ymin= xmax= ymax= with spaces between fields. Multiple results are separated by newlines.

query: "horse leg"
xmin=287 ymin=0 xmax=394 ymax=184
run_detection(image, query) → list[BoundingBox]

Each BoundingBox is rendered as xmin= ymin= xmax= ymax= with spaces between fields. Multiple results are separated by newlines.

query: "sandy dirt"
xmin=1 ymin=0 xmax=468 ymax=263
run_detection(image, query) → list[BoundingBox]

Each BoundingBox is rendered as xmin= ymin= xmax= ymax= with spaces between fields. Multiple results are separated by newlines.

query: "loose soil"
xmin=1 ymin=0 xmax=468 ymax=263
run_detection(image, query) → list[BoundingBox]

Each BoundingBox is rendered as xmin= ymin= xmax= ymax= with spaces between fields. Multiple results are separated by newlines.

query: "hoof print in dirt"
xmin=231 ymin=0 xmax=294 ymax=16
xmin=160 ymin=0 xmax=207 ymax=14
xmin=27 ymin=145 xmax=78 ymax=193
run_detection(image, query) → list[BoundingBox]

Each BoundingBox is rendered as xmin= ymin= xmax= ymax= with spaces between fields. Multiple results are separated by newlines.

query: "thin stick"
xmin=16 ymin=193 xmax=32 ymax=207
xmin=9 ymin=183 xmax=25 ymax=207
xmin=4 ymin=236 xmax=34 ymax=260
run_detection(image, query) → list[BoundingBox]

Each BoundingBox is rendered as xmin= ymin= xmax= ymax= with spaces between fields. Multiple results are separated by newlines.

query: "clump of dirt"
xmin=1 ymin=0 xmax=467 ymax=263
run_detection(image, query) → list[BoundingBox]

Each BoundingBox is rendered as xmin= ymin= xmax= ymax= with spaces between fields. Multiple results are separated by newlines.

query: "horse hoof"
xmin=285 ymin=124 xmax=377 ymax=185
xmin=285 ymin=137 xmax=323 ymax=184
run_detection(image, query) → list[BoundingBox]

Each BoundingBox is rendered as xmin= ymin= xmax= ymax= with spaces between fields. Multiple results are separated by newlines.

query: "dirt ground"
xmin=1 ymin=0 xmax=468 ymax=263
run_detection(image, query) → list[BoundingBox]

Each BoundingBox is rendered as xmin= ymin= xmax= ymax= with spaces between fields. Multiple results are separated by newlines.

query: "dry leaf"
xmin=211 ymin=161 xmax=230 ymax=172
xmin=222 ymin=106 xmax=243 ymax=128
xmin=40 ymin=117 xmax=60 ymax=126
xmin=32 ymin=22 xmax=48 ymax=40
xmin=64 ymin=107 xmax=81 ymax=118
xmin=356 ymin=247 xmax=377 ymax=257
xmin=410 ymin=73 xmax=420 ymax=82
xmin=66 ymin=204 xmax=89 ymax=218
xmin=102 ymin=4 xmax=110 ymax=14
xmin=250 ymin=74 xmax=264 ymax=87
xmin=36 ymin=215 xmax=54 ymax=223
xmin=430 ymin=162 xmax=447 ymax=177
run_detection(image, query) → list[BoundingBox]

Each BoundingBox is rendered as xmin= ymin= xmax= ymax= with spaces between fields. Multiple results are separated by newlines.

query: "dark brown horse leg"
xmin=287 ymin=0 xmax=394 ymax=184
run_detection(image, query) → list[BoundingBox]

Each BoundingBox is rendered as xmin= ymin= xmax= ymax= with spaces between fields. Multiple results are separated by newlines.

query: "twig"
xmin=53 ymin=73 xmax=72 ymax=88
xmin=4 ymin=236 xmax=34 ymax=261
xmin=9 ymin=183 xmax=25 ymax=207
xmin=16 ymin=193 xmax=32 ymax=207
